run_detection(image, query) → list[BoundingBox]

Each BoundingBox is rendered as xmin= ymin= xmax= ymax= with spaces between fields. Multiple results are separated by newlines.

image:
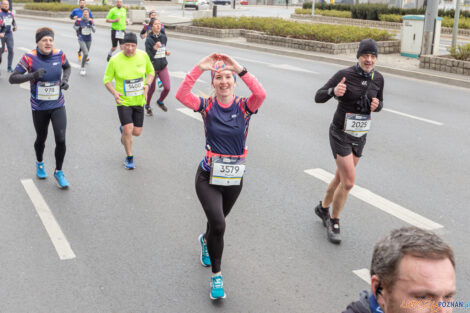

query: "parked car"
xmin=240 ymin=0 xmax=248 ymax=4
xmin=184 ymin=0 xmax=209 ymax=10
xmin=213 ymin=0 xmax=231 ymax=4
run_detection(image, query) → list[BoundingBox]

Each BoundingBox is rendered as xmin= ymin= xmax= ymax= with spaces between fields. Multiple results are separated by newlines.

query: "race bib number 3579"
xmin=210 ymin=156 xmax=246 ymax=186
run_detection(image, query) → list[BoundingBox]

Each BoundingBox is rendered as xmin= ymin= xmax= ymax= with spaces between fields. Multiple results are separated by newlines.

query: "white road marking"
xmin=20 ymin=82 xmax=29 ymax=90
xmin=235 ymin=56 xmax=318 ymax=74
xmin=177 ymin=107 xmax=202 ymax=122
xmin=353 ymin=268 xmax=371 ymax=285
xmin=383 ymin=108 xmax=443 ymax=126
xmin=170 ymin=71 xmax=206 ymax=83
xmin=21 ymin=179 xmax=76 ymax=261
xmin=18 ymin=47 xmax=81 ymax=69
xmin=304 ymin=168 xmax=443 ymax=230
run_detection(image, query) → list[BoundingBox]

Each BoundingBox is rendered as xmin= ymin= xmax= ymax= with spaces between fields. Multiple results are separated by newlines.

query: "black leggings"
xmin=195 ymin=166 xmax=243 ymax=273
xmin=32 ymin=106 xmax=67 ymax=171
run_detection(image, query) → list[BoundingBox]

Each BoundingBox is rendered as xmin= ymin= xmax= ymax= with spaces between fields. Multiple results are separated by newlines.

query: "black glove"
xmin=60 ymin=80 xmax=69 ymax=90
xmin=33 ymin=68 xmax=46 ymax=80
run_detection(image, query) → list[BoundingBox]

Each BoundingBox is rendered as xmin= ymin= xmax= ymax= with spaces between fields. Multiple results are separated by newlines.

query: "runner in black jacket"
xmin=144 ymin=18 xmax=170 ymax=116
xmin=314 ymin=39 xmax=384 ymax=244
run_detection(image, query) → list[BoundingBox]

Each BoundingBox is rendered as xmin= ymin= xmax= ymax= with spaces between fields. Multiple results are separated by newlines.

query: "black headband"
xmin=36 ymin=30 xmax=54 ymax=43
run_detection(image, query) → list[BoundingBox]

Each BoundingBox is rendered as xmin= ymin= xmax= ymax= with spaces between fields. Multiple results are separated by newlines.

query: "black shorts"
xmin=111 ymin=30 xmax=125 ymax=48
xmin=329 ymin=124 xmax=367 ymax=159
xmin=117 ymin=105 xmax=144 ymax=127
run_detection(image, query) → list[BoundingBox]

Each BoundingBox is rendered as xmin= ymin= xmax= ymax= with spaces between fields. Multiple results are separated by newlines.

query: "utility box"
xmin=401 ymin=15 xmax=442 ymax=58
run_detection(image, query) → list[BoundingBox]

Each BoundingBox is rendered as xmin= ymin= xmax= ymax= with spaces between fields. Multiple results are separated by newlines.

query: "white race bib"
xmin=344 ymin=113 xmax=371 ymax=137
xmin=123 ymin=78 xmax=144 ymax=97
xmin=154 ymin=46 xmax=166 ymax=59
xmin=81 ymin=27 xmax=92 ymax=36
xmin=210 ymin=156 xmax=246 ymax=186
xmin=37 ymin=81 xmax=60 ymax=101
xmin=115 ymin=30 xmax=125 ymax=39
xmin=3 ymin=17 xmax=12 ymax=27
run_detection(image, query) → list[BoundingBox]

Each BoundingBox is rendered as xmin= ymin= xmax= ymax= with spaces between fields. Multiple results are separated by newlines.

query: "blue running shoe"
xmin=36 ymin=161 xmax=47 ymax=179
xmin=124 ymin=156 xmax=135 ymax=170
xmin=54 ymin=170 xmax=69 ymax=189
xmin=210 ymin=274 xmax=226 ymax=300
xmin=199 ymin=234 xmax=211 ymax=267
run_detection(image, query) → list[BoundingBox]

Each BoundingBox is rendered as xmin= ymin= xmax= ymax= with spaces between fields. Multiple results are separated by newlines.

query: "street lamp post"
xmin=451 ymin=0 xmax=461 ymax=48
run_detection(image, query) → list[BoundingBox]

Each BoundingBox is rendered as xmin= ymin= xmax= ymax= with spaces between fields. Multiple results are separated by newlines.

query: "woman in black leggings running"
xmin=176 ymin=53 xmax=266 ymax=300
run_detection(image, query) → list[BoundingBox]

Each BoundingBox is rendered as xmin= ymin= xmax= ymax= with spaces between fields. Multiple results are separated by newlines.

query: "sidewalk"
xmin=15 ymin=12 xmax=470 ymax=88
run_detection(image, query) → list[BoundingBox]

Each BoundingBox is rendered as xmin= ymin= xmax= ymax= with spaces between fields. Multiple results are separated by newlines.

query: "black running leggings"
xmin=195 ymin=166 xmax=243 ymax=273
xmin=32 ymin=106 xmax=67 ymax=171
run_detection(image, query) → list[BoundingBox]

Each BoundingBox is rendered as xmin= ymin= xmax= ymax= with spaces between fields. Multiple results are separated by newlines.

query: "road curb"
xmin=16 ymin=13 xmax=470 ymax=89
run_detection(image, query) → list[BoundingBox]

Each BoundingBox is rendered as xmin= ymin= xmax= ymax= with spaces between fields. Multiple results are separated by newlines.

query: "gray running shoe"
xmin=314 ymin=201 xmax=330 ymax=227
xmin=326 ymin=218 xmax=341 ymax=244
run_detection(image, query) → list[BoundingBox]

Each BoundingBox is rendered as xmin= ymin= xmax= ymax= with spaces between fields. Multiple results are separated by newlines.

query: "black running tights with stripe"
xmin=32 ymin=106 xmax=67 ymax=171
xmin=195 ymin=166 xmax=243 ymax=273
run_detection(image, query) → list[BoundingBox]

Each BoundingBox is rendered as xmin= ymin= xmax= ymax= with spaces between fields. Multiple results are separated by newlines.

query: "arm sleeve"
xmin=140 ymin=26 xmax=146 ymax=36
xmin=70 ymin=9 xmax=77 ymax=19
xmin=9 ymin=70 xmax=35 ymax=84
xmin=73 ymin=20 xmax=80 ymax=31
xmin=12 ymin=14 xmax=16 ymax=27
xmin=62 ymin=55 xmax=71 ymax=82
xmin=103 ymin=59 xmax=115 ymax=85
xmin=241 ymin=72 xmax=266 ymax=113
xmin=315 ymin=71 xmax=343 ymax=103
xmin=175 ymin=65 xmax=204 ymax=111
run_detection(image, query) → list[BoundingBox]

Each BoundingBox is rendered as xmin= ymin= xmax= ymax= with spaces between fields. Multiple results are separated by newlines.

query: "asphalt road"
xmin=0 ymin=17 xmax=469 ymax=313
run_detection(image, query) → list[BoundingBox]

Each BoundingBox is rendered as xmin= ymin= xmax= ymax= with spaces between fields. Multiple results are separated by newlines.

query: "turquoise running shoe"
xmin=124 ymin=156 xmax=135 ymax=170
xmin=36 ymin=161 xmax=47 ymax=179
xmin=54 ymin=170 xmax=69 ymax=189
xmin=210 ymin=274 xmax=226 ymax=300
xmin=199 ymin=234 xmax=211 ymax=267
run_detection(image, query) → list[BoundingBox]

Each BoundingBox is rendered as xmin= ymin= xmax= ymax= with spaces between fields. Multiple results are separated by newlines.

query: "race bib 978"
xmin=37 ymin=81 xmax=60 ymax=101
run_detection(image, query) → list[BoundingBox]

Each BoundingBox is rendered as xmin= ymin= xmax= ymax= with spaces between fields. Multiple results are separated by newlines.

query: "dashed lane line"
xmin=304 ymin=168 xmax=443 ymax=230
xmin=21 ymin=179 xmax=76 ymax=261
xmin=353 ymin=268 xmax=371 ymax=285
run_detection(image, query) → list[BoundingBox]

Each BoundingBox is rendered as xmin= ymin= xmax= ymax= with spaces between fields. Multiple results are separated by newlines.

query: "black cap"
xmin=357 ymin=39 xmax=378 ymax=59
xmin=122 ymin=32 xmax=138 ymax=45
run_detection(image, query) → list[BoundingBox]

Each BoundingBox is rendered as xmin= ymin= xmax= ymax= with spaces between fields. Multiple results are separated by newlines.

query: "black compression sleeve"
xmin=62 ymin=61 xmax=71 ymax=82
xmin=9 ymin=70 xmax=35 ymax=84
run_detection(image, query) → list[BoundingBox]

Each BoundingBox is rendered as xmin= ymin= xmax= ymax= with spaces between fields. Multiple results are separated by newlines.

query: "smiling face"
xmin=37 ymin=36 xmax=54 ymax=55
xmin=378 ymin=255 xmax=456 ymax=313
xmin=1 ymin=0 xmax=9 ymax=11
xmin=212 ymin=69 xmax=235 ymax=99
xmin=358 ymin=53 xmax=376 ymax=73
xmin=82 ymin=9 xmax=89 ymax=19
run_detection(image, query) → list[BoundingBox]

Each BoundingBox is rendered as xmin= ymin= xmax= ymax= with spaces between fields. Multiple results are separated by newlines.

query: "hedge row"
xmin=23 ymin=3 xmax=144 ymax=11
xmin=295 ymin=8 xmax=352 ymax=18
xmin=302 ymin=2 xmax=470 ymax=19
xmin=192 ymin=17 xmax=393 ymax=43
xmin=377 ymin=13 xmax=470 ymax=29
xmin=449 ymin=43 xmax=470 ymax=60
